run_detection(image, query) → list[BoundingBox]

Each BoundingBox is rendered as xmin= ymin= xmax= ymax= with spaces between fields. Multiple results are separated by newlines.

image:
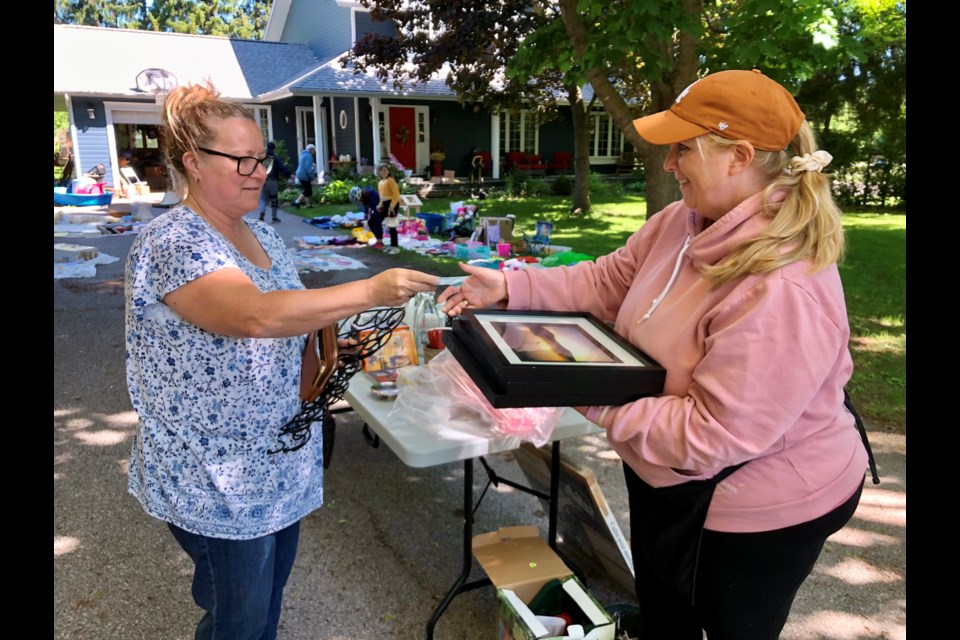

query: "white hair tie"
xmin=790 ymin=150 xmax=833 ymax=174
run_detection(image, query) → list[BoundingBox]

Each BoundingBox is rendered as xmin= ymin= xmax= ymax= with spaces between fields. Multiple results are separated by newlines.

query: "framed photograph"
xmin=446 ymin=310 xmax=666 ymax=408
xmin=455 ymin=310 xmax=660 ymax=379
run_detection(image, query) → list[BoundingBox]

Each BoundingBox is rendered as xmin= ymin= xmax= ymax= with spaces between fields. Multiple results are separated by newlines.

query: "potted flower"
xmin=429 ymin=150 xmax=446 ymax=177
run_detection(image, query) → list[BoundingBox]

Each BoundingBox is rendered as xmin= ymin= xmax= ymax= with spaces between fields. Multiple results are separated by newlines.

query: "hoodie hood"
xmin=684 ymin=190 xmax=780 ymax=268
xmin=640 ymin=190 xmax=776 ymax=320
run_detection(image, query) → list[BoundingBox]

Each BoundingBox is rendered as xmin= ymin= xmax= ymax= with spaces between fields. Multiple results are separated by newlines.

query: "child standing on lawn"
xmin=376 ymin=163 xmax=401 ymax=254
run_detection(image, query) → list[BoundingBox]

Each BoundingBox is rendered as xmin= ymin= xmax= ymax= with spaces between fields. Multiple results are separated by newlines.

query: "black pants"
xmin=624 ymin=462 xmax=863 ymax=640
xmin=381 ymin=199 xmax=398 ymax=246
xmin=368 ymin=205 xmax=385 ymax=242
xmin=298 ymin=178 xmax=313 ymax=199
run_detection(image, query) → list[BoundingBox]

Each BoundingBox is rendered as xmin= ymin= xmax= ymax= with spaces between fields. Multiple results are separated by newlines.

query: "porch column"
xmin=370 ymin=97 xmax=382 ymax=165
xmin=314 ymin=95 xmax=328 ymax=178
xmin=491 ymin=113 xmax=500 ymax=179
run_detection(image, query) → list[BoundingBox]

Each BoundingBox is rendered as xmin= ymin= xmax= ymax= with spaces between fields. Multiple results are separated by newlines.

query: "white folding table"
xmin=343 ymin=373 xmax=602 ymax=639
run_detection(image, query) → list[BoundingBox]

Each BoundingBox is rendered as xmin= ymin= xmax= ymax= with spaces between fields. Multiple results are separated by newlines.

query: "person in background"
xmin=376 ymin=162 xmax=401 ymax=254
xmin=439 ymin=69 xmax=868 ymax=640
xmin=258 ymin=141 xmax=292 ymax=223
xmin=124 ymin=81 xmax=439 ymax=640
xmin=116 ymin=150 xmax=139 ymax=197
xmin=292 ymin=143 xmax=317 ymax=208
xmin=358 ymin=186 xmax=386 ymax=250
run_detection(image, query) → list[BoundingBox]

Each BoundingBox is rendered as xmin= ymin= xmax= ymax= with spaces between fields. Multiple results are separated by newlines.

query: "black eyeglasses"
xmin=197 ymin=147 xmax=274 ymax=176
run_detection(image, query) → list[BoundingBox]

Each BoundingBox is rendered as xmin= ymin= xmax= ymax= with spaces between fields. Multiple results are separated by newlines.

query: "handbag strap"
xmin=844 ymin=389 xmax=881 ymax=485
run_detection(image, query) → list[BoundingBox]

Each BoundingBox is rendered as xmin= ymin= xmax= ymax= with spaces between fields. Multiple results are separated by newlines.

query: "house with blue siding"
xmin=53 ymin=0 xmax=628 ymax=193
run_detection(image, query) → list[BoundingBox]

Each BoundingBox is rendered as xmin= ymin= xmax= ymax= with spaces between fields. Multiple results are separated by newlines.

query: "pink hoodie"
xmin=504 ymin=192 xmax=867 ymax=532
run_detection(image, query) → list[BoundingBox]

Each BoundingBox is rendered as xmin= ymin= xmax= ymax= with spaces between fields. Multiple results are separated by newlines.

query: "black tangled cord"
xmin=268 ymin=306 xmax=407 ymax=454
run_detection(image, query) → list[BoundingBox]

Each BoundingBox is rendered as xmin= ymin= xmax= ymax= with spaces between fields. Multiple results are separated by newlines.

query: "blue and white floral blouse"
xmin=124 ymin=206 xmax=323 ymax=540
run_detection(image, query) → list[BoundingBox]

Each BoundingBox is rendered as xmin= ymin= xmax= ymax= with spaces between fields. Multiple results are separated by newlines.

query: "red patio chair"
xmin=547 ymin=151 xmax=573 ymax=175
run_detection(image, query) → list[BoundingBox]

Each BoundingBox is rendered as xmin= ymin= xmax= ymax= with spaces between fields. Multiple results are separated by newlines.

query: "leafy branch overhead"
xmin=346 ymin=1 xmax=567 ymax=114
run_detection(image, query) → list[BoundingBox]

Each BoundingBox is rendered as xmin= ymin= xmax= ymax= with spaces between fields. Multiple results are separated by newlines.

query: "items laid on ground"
xmin=54 ymin=243 xmax=100 ymax=263
xmin=306 ymin=199 xmax=593 ymax=266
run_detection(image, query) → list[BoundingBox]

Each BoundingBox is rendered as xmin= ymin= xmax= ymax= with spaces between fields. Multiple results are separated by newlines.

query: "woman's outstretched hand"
xmin=437 ymin=262 xmax=509 ymax=316
xmin=367 ymin=269 xmax=440 ymax=307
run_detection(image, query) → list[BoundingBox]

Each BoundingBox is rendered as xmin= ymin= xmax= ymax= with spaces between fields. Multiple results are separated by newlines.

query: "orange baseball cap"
xmin=633 ymin=69 xmax=805 ymax=151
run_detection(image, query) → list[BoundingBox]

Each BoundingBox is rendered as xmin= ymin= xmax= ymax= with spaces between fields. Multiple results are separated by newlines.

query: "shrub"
xmin=330 ymin=165 xmax=355 ymax=182
xmin=588 ymin=172 xmax=613 ymax=197
xmin=504 ymin=173 xmax=534 ymax=197
xmin=272 ymin=140 xmax=293 ymax=171
xmin=278 ymin=187 xmax=300 ymax=203
xmin=319 ymin=180 xmax=353 ymax=204
xmin=526 ymin=180 xmax=553 ymax=197
xmin=552 ymin=174 xmax=573 ymax=196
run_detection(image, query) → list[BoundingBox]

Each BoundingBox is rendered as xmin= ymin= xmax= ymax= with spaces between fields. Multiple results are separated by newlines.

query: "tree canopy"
xmin=54 ymin=0 xmax=270 ymax=38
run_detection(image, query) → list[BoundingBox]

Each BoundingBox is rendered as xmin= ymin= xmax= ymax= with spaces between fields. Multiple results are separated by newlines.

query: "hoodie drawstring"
xmin=641 ymin=235 xmax=691 ymax=321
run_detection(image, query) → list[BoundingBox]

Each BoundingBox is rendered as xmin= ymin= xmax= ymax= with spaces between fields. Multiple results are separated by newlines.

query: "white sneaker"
xmin=385 ymin=247 xmax=401 ymax=255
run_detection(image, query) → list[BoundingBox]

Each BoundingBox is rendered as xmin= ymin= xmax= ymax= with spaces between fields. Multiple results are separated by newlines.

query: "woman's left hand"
xmin=338 ymin=336 xmax=360 ymax=356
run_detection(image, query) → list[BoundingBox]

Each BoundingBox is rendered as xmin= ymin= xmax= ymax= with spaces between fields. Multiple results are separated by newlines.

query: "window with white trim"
xmin=589 ymin=109 xmax=624 ymax=161
xmin=498 ymin=111 xmax=539 ymax=154
xmin=243 ymin=105 xmax=273 ymax=145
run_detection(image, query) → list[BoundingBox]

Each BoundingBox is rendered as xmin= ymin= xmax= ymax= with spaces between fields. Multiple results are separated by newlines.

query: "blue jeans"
xmin=168 ymin=521 xmax=301 ymax=640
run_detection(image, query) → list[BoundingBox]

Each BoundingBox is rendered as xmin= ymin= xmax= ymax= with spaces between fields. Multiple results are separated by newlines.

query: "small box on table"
xmin=359 ymin=324 xmax=418 ymax=372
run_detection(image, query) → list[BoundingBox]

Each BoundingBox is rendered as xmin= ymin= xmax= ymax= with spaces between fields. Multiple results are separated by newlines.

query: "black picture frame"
xmin=445 ymin=310 xmax=666 ymax=408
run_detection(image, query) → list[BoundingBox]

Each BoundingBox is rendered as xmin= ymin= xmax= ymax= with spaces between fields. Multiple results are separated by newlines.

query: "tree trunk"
xmin=568 ymin=84 xmax=591 ymax=215
xmin=558 ymin=0 xmax=701 ymax=217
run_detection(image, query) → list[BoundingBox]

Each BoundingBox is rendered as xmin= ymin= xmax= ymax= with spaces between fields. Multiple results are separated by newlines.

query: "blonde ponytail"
xmin=700 ymin=123 xmax=845 ymax=287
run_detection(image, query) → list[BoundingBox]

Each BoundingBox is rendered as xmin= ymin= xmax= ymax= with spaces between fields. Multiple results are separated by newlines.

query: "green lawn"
xmin=291 ymin=195 xmax=906 ymax=433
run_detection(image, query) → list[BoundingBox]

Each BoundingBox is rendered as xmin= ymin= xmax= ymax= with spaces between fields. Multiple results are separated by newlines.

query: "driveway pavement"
xmin=54 ymin=206 xmax=906 ymax=639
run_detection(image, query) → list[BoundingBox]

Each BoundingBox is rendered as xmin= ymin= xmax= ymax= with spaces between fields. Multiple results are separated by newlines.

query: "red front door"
xmin=388 ymin=107 xmax=416 ymax=171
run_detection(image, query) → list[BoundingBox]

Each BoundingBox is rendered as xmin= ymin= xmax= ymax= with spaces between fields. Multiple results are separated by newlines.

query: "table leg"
xmin=426 ymin=442 xmax=581 ymax=638
xmin=427 ymin=458 xmax=491 ymax=639
xmin=549 ymin=441 xmax=560 ymax=545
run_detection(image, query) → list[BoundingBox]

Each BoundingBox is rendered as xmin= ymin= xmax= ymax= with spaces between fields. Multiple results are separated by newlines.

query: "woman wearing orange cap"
xmin=439 ymin=69 xmax=871 ymax=639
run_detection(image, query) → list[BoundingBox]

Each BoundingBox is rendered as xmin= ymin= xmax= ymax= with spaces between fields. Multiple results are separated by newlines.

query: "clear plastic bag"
xmin=387 ymin=350 xmax=562 ymax=447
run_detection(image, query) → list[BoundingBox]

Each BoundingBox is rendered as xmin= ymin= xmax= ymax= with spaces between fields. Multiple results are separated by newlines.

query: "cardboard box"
xmin=473 ymin=526 xmax=615 ymax=640
xmin=498 ymin=576 xmax=615 ymax=640
xmin=474 ymin=526 xmax=572 ymax=603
